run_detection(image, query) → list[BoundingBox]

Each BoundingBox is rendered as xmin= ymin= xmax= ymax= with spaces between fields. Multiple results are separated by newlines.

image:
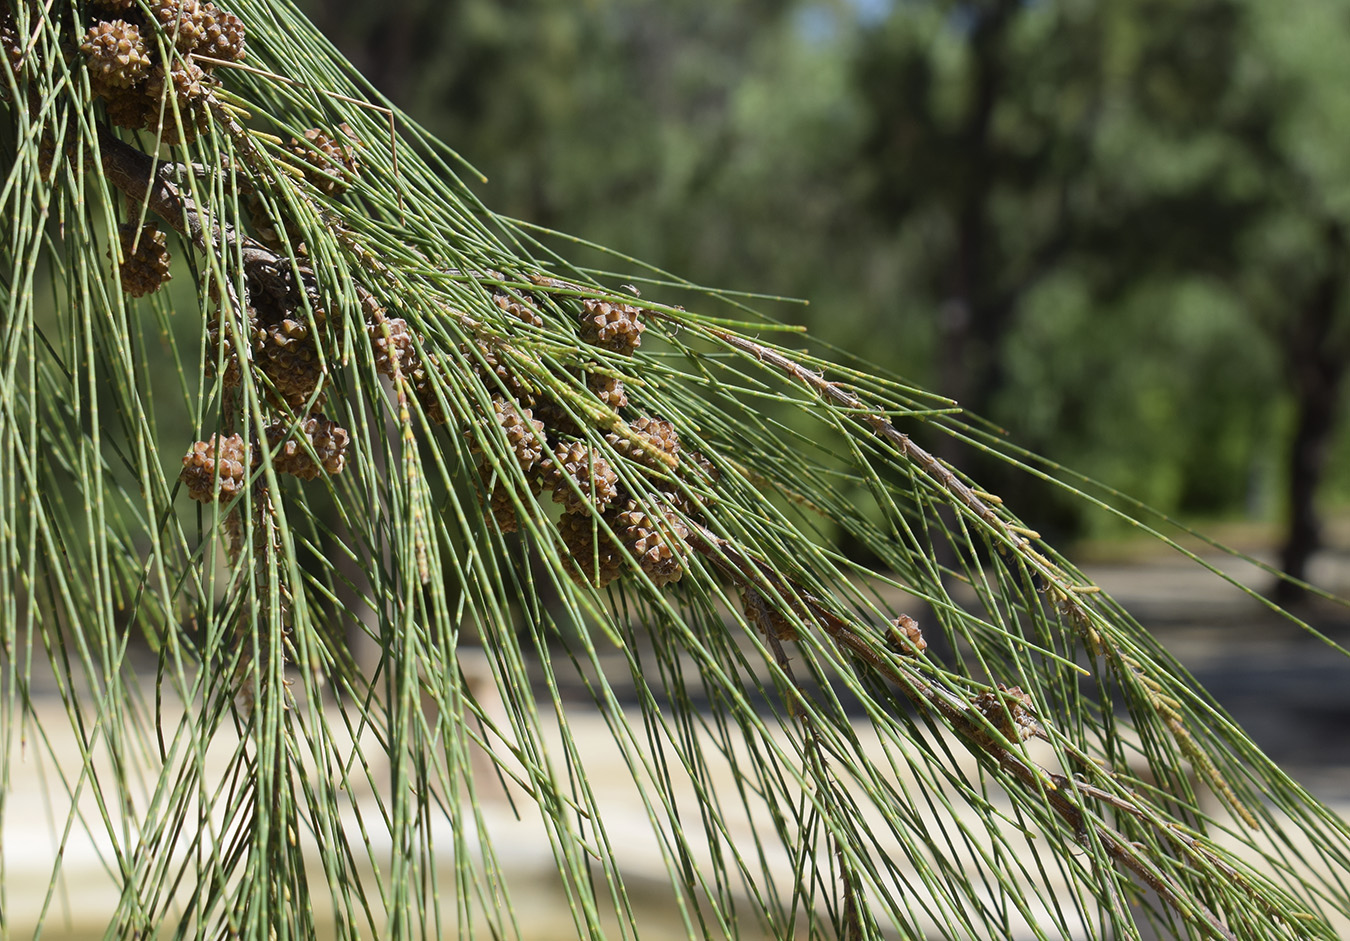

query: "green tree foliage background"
xmin=300 ymin=0 xmax=1350 ymax=573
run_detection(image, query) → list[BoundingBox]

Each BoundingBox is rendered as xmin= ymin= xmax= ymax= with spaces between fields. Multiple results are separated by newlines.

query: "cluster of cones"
xmin=80 ymin=0 xmax=245 ymax=145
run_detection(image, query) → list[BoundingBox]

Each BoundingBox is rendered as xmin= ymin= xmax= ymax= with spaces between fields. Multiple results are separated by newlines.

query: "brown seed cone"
xmin=205 ymin=314 xmax=247 ymax=386
xmin=610 ymin=499 xmax=688 ymax=587
xmin=244 ymin=192 xmax=306 ymax=253
xmin=256 ymin=319 xmax=324 ymax=408
xmin=493 ymin=292 xmax=544 ymax=328
xmin=368 ymin=316 xmax=418 ymax=378
xmin=558 ymin=511 xmax=623 ymax=589
xmin=149 ymin=0 xmax=205 ymax=52
xmin=481 ymin=397 xmax=547 ymax=478
xmin=579 ymin=297 xmax=645 ymax=355
xmin=587 ymin=373 xmax=628 ymax=410
xmin=685 ymin=448 xmax=719 ymax=482
xmin=265 ymin=414 xmax=350 ymax=480
xmin=290 ymin=126 xmax=358 ymax=196
xmin=550 ymin=441 xmax=619 ymax=516
xmin=100 ymin=80 xmax=157 ymax=130
xmin=37 ymin=133 xmax=57 ymax=182
xmin=411 ymin=365 xmax=448 ymax=424
xmin=2 ymin=12 xmax=27 ymax=94
xmin=606 ymin=415 xmax=680 ymax=470
xmin=194 ymin=2 xmax=245 ymax=62
xmin=145 ymin=60 xmax=213 ymax=144
xmin=888 ymin=614 xmax=926 ymax=656
xmin=180 ymin=433 xmax=248 ymax=503
xmin=82 ymin=19 xmax=152 ymax=90
xmin=972 ymin=684 xmax=1038 ymax=743
xmin=741 ymin=587 xmax=799 ymax=641
xmin=464 ymin=341 xmax=534 ymax=405
xmin=116 ymin=222 xmax=173 ymax=297
xmin=483 ymin=482 xmax=520 ymax=534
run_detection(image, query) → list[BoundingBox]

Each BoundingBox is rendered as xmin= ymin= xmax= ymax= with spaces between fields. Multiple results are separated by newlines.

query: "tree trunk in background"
xmin=1275 ymin=221 xmax=1348 ymax=605
xmin=1278 ymin=380 xmax=1343 ymax=603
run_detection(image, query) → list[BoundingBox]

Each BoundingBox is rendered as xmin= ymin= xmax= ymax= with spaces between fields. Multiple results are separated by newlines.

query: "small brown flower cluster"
xmin=80 ymin=0 xmax=246 ymax=146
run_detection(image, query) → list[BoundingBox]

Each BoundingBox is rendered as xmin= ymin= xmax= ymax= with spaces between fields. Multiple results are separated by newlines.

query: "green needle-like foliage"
xmin=2 ymin=1 xmax=1348 ymax=939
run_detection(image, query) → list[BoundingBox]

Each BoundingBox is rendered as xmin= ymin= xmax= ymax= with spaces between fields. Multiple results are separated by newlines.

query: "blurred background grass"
xmin=292 ymin=0 xmax=1350 ymax=599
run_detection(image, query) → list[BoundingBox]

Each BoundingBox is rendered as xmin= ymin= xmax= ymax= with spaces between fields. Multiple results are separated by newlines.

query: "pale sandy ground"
xmin=5 ymin=547 xmax=1350 ymax=939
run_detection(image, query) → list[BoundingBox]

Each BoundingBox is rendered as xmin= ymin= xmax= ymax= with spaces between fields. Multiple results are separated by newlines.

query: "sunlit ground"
xmin=7 ymin=536 xmax=1350 ymax=939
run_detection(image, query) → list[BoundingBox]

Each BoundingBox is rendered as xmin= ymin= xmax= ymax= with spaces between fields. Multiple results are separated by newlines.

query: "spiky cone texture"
xmin=557 ymin=511 xmax=623 ymax=589
xmin=411 ymin=363 xmax=447 ymax=424
xmin=149 ymin=0 xmax=206 ymax=53
xmin=484 ymin=482 xmax=520 ymax=534
xmin=264 ymin=415 xmax=350 ymax=480
xmin=116 ymin=222 xmax=172 ymax=297
xmin=290 ymin=127 xmax=359 ymax=196
xmin=493 ymin=292 xmax=544 ymax=328
xmin=1 ymin=8 xmax=26 ymax=95
xmin=587 ymin=373 xmax=628 ymax=411
xmin=972 ymin=684 xmax=1039 ymax=743
xmin=100 ymin=80 xmax=157 ymax=131
xmin=255 ymin=318 xmax=324 ymax=408
xmin=462 ymin=341 xmax=536 ymax=407
xmin=180 ymin=433 xmax=248 ymax=503
xmin=205 ymin=312 xmax=251 ymax=387
xmin=368 ymin=315 xmax=417 ymax=379
xmin=609 ymin=500 xmax=688 ymax=587
xmin=550 ymin=441 xmax=619 ymax=516
xmin=480 ymin=397 xmax=547 ymax=481
xmin=889 ymin=614 xmax=927 ymax=656
xmin=606 ymin=415 xmax=680 ymax=471
xmin=145 ymin=59 xmax=214 ymax=144
xmin=82 ymin=19 xmax=152 ymax=89
xmin=579 ymin=297 xmax=645 ymax=355
xmin=195 ymin=2 xmax=245 ymax=62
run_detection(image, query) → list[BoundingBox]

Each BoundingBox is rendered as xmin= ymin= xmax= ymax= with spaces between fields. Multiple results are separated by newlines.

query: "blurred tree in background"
xmin=301 ymin=0 xmax=1350 ymax=585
